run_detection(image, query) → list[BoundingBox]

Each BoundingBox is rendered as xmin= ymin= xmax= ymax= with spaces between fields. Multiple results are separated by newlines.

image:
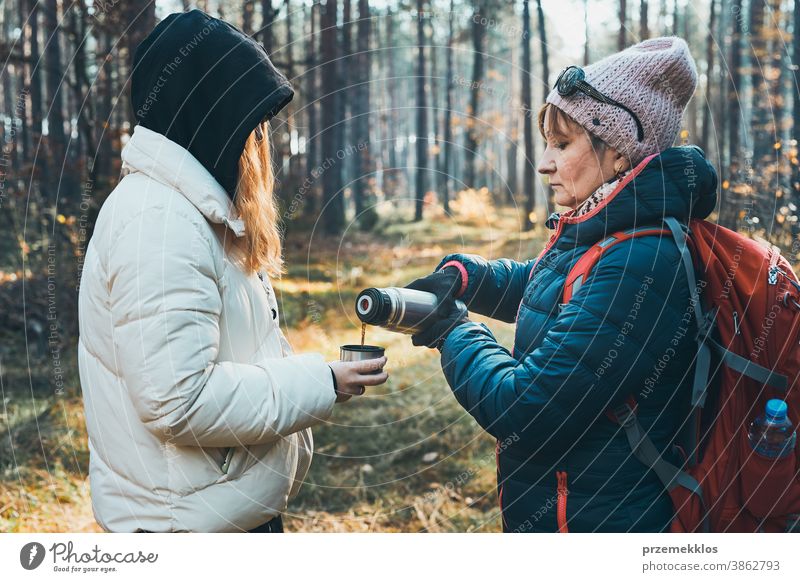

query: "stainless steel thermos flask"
xmin=355 ymin=287 xmax=467 ymax=334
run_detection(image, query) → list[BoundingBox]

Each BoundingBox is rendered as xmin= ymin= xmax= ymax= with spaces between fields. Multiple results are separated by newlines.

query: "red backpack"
xmin=563 ymin=216 xmax=800 ymax=532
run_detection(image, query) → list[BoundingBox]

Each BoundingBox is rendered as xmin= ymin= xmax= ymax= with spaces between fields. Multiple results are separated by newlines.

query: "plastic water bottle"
xmin=748 ymin=399 xmax=797 ymax=459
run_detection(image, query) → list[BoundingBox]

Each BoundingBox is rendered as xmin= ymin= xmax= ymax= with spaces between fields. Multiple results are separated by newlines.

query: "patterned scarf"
xmin=573 ymin=168 xmax=633 ymax=217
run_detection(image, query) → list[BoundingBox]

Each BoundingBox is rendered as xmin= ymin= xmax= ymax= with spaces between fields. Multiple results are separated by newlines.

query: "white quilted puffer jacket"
xmin=77 ymin=124 xmax=336 ymax=532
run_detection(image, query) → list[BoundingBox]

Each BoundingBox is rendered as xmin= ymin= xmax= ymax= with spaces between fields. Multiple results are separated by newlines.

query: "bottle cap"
xmin=766 ymin=399 xmax=788 ymax=421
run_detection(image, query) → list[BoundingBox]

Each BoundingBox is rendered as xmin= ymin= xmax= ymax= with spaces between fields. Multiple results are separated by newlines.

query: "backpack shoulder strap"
xmin=663 ymin=217 xmax=788 ymax=394
xmin=562 ymin=226 xmax=670 ymax=303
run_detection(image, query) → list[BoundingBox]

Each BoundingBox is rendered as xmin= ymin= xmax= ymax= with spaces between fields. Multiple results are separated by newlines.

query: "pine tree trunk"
xmin=354 ymin=0 xmax=374 ymax=226
xmin=536 ymin=0 xmax=550 ymax=101
xmin=2 ymin=40 xmax=17 ymax=173
xmin=672 ymin=0 xmax=678 ymax=34
xmin=522 ymin=0 xmax=536 ymax=229
xmin=583 ymin=0 xmax=590 ymax=65
xmin=714 ymin=0 xmax=728 ymax=177
xmin=722 ymin=0 xmax=743 ymax=229
xmin=28 ymin=0 xmax=43 ymax=156
xmin=683 ymin=7 xmax=698 ymax=144
xmin=261 ymin=0 xmax=276 ymax=54
xmin=463 ymin=2 xmax=486 ymax=188
xmin=701 ymin=0 xmax=716 ymax=153
xmin=536 ymin=0 xmax=552 ymax=211
xmin=70 ymin=0 xmax=96 ymax=177
xmin=281 ymin=0 xmax=298 ymax=211
xmin=305 ymin=0 xmax=319 ymax=218
xmin=96 ymin=30 xmax=114 ymax=185
xmin=750 ymin=0 xmax=769 ymax=217
xmin=385 ymin=9 xmax=399 ymax=197
xmin=320 ymin=0 xmax=345 ymax=234
xmin=505 ymin=36 xmax=518 ymax=206
xmin=640 ymin=0 xmax=649 ymax=39
xmin=243 ymin=0 xmax=255 ymax=35
xmin=414 ymin=0 xmax=428 ymax=221
xmin=123 ymin=0 xmax=156 ymax=129
xmin=428 ymin=10 xmax=439 ymax=205
xmin=17 ymin=0 xmax=30 ymax=163
xmin=44 ymin=0 xmax=67 ymax=184
xmin=441 ymin=0 xmax=454 ymax=214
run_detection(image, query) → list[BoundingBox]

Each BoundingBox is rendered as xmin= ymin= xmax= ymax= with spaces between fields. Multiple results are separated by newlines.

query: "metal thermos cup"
xmin=355 ymin=287 xmax=466 ymax=335
xmin=339 ymin=345 xmax=385 ymax=375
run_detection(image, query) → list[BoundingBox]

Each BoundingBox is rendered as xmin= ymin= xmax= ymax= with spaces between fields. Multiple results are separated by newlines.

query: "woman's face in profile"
xmin=537 ymin=109 xmax=619 ymax=210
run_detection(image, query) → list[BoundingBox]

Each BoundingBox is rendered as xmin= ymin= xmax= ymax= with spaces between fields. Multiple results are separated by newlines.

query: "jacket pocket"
xmin=204 ymin=446 xmax=234 ymax=475
xmin=215 ymin=444 xmax=263 ymax=480
xmin=168 ymin=445 xmax=232 ymax=497
xmin=218 ymin=446 xmax=234 ymax=474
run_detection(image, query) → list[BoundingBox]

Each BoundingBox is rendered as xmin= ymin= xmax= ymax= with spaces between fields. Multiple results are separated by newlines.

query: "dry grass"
xmin=0 ymin=392 xmax=101 ymax=532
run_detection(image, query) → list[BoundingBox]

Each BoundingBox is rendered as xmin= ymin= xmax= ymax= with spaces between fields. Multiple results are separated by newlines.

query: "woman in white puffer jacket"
xmin=77 ymin=10 xmax=387 ymax=533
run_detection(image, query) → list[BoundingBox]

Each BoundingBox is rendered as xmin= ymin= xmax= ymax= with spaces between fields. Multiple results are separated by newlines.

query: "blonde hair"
xmin=233 ymin=121 xmax=284 ymax=278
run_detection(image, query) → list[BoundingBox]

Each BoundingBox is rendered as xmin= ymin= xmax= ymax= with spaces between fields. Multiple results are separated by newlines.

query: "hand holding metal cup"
xmin=328 ymin=345 xmax=388 ymax=402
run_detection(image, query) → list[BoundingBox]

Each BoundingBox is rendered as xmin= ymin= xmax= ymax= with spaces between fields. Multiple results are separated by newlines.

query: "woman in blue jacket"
xmin=406 ymin=37 xmax=718 ymax=532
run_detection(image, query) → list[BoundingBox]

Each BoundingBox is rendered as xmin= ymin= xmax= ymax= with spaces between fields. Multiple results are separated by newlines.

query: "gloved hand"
xmin=404 ymin=266 xmax=462 ymax=304
xmin=410 ymin=295 xmax=470 ymax=350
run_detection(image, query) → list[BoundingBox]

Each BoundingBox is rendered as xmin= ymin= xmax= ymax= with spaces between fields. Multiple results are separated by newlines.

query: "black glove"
xmin=404 ymin=266 xmax=462 ymax=303
xmin=410 ymin=295 xmax=470 ymax=350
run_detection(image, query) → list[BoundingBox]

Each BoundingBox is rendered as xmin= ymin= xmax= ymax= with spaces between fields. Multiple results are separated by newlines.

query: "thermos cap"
xmin=355 ymin=288 xmax=391 ymax=325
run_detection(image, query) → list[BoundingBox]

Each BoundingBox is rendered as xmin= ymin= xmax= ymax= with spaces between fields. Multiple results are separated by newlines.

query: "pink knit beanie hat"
xmin=545 ymin=36 xmax=698 ymax=166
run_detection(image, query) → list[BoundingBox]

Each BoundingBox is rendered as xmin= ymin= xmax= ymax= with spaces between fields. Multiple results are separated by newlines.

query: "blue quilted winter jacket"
xmin=435 ymin=146 xmax=718 ymax=533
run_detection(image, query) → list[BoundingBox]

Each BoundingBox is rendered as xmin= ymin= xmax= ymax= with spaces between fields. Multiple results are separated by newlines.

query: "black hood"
xmin=131 ymin=10 xmax=293 ymax=199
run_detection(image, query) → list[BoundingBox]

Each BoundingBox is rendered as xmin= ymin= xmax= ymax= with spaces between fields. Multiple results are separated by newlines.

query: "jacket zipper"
xmin=217 ymin=278 xmax=272 ymax=477
xmin=515 ymin=215 xmax=565 ymax=324
xmin=495 ymin=440 xmax=507 ymax=531
xmin=531 ymin=215 xmax=565 ymax=278
xmin=556 ymin=470 xmax=569 ymax=533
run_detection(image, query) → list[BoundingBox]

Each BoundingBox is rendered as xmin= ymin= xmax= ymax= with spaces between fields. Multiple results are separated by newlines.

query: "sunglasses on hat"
xmin=554 ymin=66 xmax=645 ymax=142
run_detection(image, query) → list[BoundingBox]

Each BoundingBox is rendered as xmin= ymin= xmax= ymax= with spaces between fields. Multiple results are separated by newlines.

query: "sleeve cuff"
xmin=439 ymin=260 xmax=469 ymax=298
xmin=439 ymin=321 xmax=494 ymax=355
xmin=254 ymin=352 xmax=337 ymax=426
